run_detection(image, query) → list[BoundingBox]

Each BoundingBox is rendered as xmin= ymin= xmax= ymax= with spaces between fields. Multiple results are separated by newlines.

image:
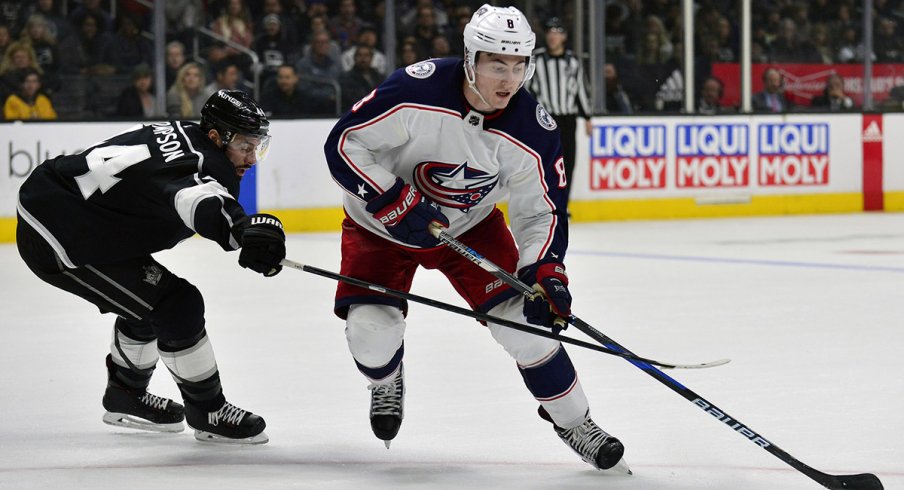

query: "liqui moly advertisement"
xmin=676 ymin=124 xmax=749 ymax=188
xmin=589 ymin=125 xmax=667 ymax=190
xmin=758 ymin=123 xmax=829 ymax=186
xmin=583 ymin=116 xmax=860 ymax=197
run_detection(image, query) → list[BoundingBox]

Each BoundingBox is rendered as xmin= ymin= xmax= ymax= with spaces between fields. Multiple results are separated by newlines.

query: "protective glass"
xmin=474 ymin=59 xmax=528 ymax=83
xmin=227 ymin=134 xmax=271 ymax=163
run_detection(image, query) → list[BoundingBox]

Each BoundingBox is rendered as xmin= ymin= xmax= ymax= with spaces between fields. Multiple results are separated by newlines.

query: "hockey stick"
xmin=280 ymin=259 xmax=725 ymax=370
xmin=429 ymin=228 xmax=884 ymax=490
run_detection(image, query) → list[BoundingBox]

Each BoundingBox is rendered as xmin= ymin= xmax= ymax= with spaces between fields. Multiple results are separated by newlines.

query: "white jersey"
xmin=324 ymin=58 xmax=569 ymax=270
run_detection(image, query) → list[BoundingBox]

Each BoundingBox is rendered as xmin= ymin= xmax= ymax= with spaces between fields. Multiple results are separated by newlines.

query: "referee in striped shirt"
xmin=527 ymin=17 xmax=593 ymax=205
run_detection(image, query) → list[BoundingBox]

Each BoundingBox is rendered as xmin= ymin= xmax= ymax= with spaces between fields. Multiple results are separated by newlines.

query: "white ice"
xmin=1 ymin=213 xmax=902 ymax=489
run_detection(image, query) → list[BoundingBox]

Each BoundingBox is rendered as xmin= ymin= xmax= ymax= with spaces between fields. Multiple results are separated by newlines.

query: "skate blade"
xmin=603 ymin=458 xmax=632 ymax=475
xmin=192 ymin=429 xmax=269 ymax=445
xmin=103 ymin=412 xmax=184 ymax=433
xmin=384 ymin=440 xmax=391 ymax=449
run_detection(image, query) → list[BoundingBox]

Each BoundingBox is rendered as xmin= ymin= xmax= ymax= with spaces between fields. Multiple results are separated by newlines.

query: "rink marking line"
xmin=572 ymin=250 xmax=904 ymax=274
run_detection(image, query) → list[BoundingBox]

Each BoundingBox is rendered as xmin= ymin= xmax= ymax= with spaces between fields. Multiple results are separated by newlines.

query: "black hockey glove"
xmin=234 ymin=213 xmax=286 ymax=277
xmin=366 ymin=178 xmax=449 ymax=248
xmin=519 ymin=262 xmax=572 ymax=330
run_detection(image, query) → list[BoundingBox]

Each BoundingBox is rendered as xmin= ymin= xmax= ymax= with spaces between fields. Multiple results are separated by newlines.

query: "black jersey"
xmin=17 ymin=121 xmax=246 ymax=268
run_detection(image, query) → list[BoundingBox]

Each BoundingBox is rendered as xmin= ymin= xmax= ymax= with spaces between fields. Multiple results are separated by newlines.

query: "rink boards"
xmin=1 ymin=113 xmax=902 ymax=241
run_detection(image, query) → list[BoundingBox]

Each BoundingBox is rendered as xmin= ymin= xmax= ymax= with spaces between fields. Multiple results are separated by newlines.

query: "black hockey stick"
xmin=280 ymin=259 xmax=726 ymax=370
xmin=429 ymin=228 xmax=884 ymax=490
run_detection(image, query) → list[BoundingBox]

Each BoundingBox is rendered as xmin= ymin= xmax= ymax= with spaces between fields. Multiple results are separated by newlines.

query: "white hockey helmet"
xmin=463 ymin=4 xmax=536 ymax=87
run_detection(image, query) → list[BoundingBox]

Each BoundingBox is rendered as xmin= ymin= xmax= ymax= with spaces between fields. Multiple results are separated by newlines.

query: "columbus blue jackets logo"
xmin=406 ymin=61 xmax=436 ymax=79
xmin=414 ymin=161 xmax=498 ymax=212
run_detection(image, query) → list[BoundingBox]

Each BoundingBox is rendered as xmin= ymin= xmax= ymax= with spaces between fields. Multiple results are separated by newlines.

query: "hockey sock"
xmin=159 ymin=329 xmax=225 ymax=411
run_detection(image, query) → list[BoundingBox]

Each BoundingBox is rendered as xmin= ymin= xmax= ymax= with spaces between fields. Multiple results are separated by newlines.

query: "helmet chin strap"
xmin=464 ymin=64 xmax=494 ymax=111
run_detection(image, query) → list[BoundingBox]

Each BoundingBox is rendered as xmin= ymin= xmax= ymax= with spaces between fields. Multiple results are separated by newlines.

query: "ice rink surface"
xmin=1 ymin=213 xmax=902 ymax=490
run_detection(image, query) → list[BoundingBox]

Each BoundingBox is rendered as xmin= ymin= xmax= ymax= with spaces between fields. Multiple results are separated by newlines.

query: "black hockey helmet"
xmin=200 ymin=89 xmax=270 ymax=144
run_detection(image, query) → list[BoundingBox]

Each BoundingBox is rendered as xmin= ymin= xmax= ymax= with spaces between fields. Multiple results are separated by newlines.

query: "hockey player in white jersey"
xmin=323 ymin=5 xmax=627 ymax=471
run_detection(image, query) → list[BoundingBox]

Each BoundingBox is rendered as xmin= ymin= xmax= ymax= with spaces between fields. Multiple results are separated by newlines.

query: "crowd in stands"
xmin=2 ymin=0 xmax=904 ymax=121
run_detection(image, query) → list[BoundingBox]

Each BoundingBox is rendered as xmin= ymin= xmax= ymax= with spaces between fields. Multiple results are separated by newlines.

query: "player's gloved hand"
xmin=519 ymin=262 xmax=572 ymax=330
xmin=234 ymin=213 xmax=286 ymax=277
xmin=366 ymin=178 xmax=449 ymax=248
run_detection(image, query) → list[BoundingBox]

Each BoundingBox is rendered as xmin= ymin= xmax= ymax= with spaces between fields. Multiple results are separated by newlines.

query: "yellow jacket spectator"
xmin=3 ymin=68 xmax=57 ymax=120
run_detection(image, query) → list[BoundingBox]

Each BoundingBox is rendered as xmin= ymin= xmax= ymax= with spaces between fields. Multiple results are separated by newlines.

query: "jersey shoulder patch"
xmin=405 ymin=61 xmax=436 ymax=79
xmin=536 ymin=104 xmax=557 ymax=131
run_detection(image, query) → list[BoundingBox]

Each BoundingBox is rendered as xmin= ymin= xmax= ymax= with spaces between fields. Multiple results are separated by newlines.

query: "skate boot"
xmin=539 ymin=406 xmax=630 ymax=473
xmin=185 ymin=400 xmax=268 ymax=444
xmin=102 ymin=383 xmax=185 ymax=433
xmin=368 ymin=364 xmax=405 ymax=448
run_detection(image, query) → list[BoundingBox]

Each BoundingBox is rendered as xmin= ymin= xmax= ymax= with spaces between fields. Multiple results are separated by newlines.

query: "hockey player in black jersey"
xmin=16 ymin=90 xmax=286 ymax=444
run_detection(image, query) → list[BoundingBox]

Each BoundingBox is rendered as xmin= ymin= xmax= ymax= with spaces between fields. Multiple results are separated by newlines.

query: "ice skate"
xmin=185 ymin=400 xmax=268 ymax=444
xmin=539 ymin=407 xmax=631 ymax=474
xmin=368 ymin=364 xmax=405 ymax=448
xmin=102 ymin=384 xmax=185 ymax=433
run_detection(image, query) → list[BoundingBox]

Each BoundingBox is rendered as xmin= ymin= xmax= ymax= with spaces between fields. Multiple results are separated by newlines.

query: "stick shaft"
xmin=280 ymin=259 xmax=719 ymax=370
xmin=429 ymin=230 xmax=882 ymax=490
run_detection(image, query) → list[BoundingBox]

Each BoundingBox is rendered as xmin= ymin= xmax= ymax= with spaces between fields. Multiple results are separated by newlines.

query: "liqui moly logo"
xmin=758 ymin=124 xmax=829 ymax=186
xmin=676 ymin=124 xmax=749 ymax=188
xmin=590 ymin=125 xmax=666 ymax=190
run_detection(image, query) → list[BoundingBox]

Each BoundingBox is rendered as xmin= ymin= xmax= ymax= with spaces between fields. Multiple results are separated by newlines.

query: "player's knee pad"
xmin=487 ymin=297 xmax=559 ymax=365
xmin=345 ymin=304 xmax=406 ymax=368
xmin=110 ymin=317 xmax=159 ymax=372
xmin=147 ymin=277 xmax=205 ymax=344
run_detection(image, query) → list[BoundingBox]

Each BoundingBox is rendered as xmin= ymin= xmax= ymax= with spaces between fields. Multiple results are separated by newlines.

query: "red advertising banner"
xmin=711 ymin=63 xmax=904 ymax=107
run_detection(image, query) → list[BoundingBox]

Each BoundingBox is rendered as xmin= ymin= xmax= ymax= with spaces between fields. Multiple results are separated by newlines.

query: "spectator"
xmin=811 ymin=73 xmax=854 ymax=111
xmin=253 ymin=13 xmax=299 ymax=88
xmin=430 ymin=33 xmax=452 ymax=58
xmin=874 ymin=17 xmax=904 ymax=62
xmin=166 ymin=61 xmax=206 ymax=118
xmin=398 ymin=40 xmax=422 ymax=66
xmin=202 ymin=58 xmax=244 ymax=100
xmin=405 ymin=5 xmax=446 ymax=59
xmin=836 ymin=26 xmax=871 ymax=63
xmin=0 ymin=1 xmax=26 ymax=36
xmin=115 ymin=63 xmax=158 ymax=118
xmin=339 ymin=44 xmax=382 ymax=111
xmin=753 ymin=67 xmax=793 ymax=113
xmin=19 ymin=14 xmax=60 ymax=95
xmin=260 ymin=64 xmax=308 ymax=116
xmin=164 ymin=0 xmax=202 ymax=47
xmin=882 ymin=84 xmax=904 ymax=111
xmin=340 ymin=24 xmax=386 ymax=76
xmin=810 ymin=23 xmax=834 ymax=64
xmin=69 ymin=0 xmax=113 ymax=33
xmin=4 ymin=68 xmax=57 ymax=120
xmin=698 ymin=76 xmax=734 ymax=114
xmin=302 ymin=16 xmax=342 ymax=65
xmin=329 ymin=0 xmax=365 ymax=51
xmin=60 ymin=12 xmax=114 ymax=75
xmin=713 ymin=15 xmax=737 ymax=62
xmin=643 ymin=15 xmax=674 ymax=61
xmin=105 ymin=13 xmax=154 ymax=75
xmin=210 ymin=0 xmax=254 ymax=59
xmin=399 ymin=0 xmax=448 ymax=33
xmin=604 ymin=63 xmax=633 ymax=114
xmin=165 ymin=41 xmax=186 ymax=90
xmin=295 ymin=29 xmax=341 ymax=115
xmin=28 ymin=0 xmax=73 ymax=43
xmin=255 ymin=0 xmax=298 ymax=45
xmin=1 ymin=41 xmax=43 ymax=97
xmin=770 ymin=18 xmax=820 ymax=62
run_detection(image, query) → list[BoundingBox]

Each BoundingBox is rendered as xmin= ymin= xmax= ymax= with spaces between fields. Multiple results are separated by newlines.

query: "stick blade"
xmin=821 ymin=472 xmax=883 ymax=490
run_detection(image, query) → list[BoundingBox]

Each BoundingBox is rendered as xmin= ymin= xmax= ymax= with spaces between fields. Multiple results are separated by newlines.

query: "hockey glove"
xmin=234 ymin=213 xmax=286 ymax=277
xmin=519 ymin=262 xmax=572 ymax=329
xmin=366 ymin=178 xmax=449 ymax=248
